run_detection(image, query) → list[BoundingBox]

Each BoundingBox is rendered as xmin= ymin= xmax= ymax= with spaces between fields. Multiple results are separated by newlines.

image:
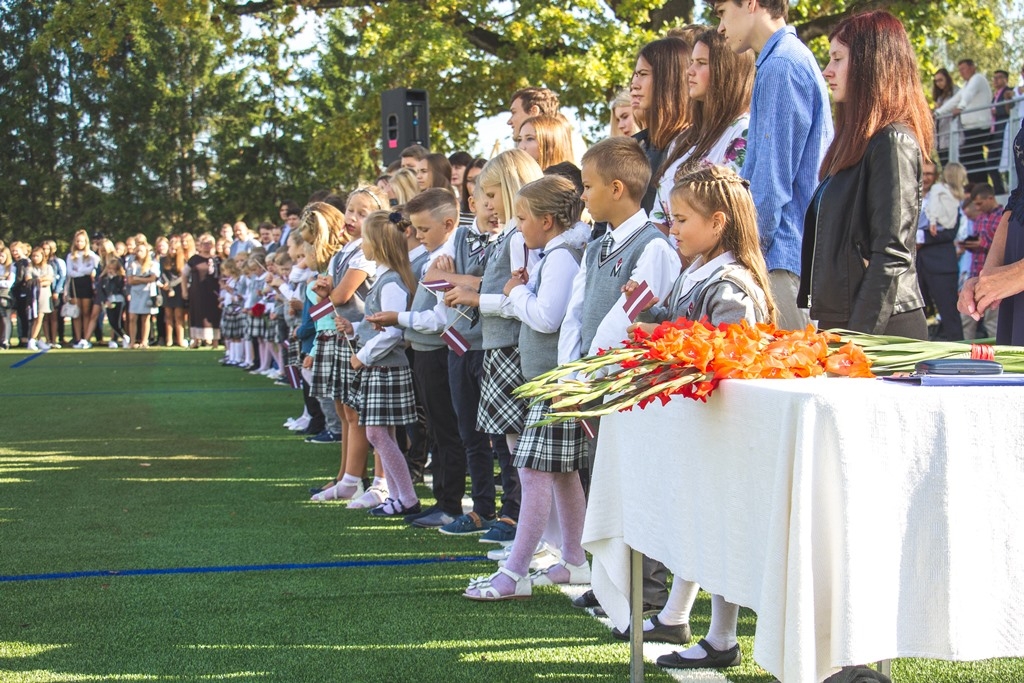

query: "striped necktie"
xmin=600 ymin=232 xmax=614 ymax=260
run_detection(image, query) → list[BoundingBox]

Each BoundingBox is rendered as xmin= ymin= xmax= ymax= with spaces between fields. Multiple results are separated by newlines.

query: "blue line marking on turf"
xmin=2 ymin=387 xmax=286 ymax=398
xmin=0 ymin=556 xmax=487 ymax=583
xmin=9 ymin=351 xmax=47 ymax=369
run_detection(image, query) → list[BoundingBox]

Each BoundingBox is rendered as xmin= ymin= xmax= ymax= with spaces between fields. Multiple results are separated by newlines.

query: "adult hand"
xmin=973 ymin=262 xmax=1024 ymax=314
xmin=957 ymin=277 xmax=981 ymax=319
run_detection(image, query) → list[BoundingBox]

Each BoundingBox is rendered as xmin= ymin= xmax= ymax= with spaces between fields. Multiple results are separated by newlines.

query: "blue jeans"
xmin=448 ymin=348 xmax=521 ymax=520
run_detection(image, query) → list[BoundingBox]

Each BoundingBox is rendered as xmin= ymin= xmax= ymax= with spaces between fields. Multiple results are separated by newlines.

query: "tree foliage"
xmin=0 ymin=0 xmax=1017 ymax=246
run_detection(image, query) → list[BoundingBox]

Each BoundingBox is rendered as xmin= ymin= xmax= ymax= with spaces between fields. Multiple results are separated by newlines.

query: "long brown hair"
xmin=520 ymin=114 xmax=574 ymax=170
xmin=657 ymin=28 xmax=754 ymax=183
xmin=819 ymin=11 xmax=934 ymax=179
xmin=931 ymin=68 xmax=955 ymax=105
xmin=362 ymin=211 xmax=416 ymax=306
xmin=671 ymin=165 xmax=776 ymax=324
xmin=637 ymin=37 xmax=691 ymax=150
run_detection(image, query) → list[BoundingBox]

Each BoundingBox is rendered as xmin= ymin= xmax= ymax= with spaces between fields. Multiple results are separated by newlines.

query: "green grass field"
xmin=1 ymin=348 xmax=1021 ymax=682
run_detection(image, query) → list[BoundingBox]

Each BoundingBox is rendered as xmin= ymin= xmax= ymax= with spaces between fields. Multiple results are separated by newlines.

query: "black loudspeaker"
xmin=380 ymin=88 xmax=429 ymax=166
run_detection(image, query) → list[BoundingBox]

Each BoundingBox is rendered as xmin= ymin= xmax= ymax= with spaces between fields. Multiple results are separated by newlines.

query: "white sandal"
xmin=310 ymin=479 xmax=363 ymax=502
xmin=463 ymin=566 xmax=532 ymax=601
xmin=530 ymin=559 xmax=592 ymax=586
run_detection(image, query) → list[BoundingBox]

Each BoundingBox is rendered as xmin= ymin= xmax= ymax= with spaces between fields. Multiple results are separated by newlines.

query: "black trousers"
xmin=961 ymin=127 xmax=990 ymax=185
xmin=412 ymin=347 xmax=467 ymax=516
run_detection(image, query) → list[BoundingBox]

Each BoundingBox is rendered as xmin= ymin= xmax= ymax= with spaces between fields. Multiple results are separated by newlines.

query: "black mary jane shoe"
xmin=656 ymin=638 xmax=741 ymax=669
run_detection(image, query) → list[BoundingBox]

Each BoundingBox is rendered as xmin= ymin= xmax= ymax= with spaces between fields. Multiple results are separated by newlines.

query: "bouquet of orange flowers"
xmin=514 ymin=319 xmax=873 ymax=424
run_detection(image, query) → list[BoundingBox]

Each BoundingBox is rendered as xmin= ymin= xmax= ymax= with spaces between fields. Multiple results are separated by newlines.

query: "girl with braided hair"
xmin=463 ymin=174 xmax=591 ymax=601
xmin=619 ymin=164 xmax=772 ymax=669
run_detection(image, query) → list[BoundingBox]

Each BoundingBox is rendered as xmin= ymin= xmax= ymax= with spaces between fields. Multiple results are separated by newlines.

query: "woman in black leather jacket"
xmin=797 ymin=11 xmax=931 ymax=337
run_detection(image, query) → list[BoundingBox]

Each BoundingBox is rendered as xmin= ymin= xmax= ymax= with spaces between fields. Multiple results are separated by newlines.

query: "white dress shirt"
xmin=357 ymin=266 xmax=409 ymax=364
xmin=558 ymin=209 xmax=681 ymax=365
xmin=506 ymin=232 xmax=581 ymax=333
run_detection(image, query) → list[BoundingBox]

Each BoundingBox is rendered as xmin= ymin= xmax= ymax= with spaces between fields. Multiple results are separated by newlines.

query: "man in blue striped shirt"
xmin=715 ymin=0 xmax=834 ymax=331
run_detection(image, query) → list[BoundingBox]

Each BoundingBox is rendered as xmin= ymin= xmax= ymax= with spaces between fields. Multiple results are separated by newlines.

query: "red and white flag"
xmin=441 ymin=326 xmax=471 ymax=356
xmin=622 ymin=280 xmax=655 ymax=322
xmin=309 ymin=298 xmax=333 ymax=322
xmin=421 ymin=279 xmax=453 ymax=293
xmin=285 ymin=365 xmax=302 ymax=389
xmin=580 ymin=418 xmax=597 ymax=440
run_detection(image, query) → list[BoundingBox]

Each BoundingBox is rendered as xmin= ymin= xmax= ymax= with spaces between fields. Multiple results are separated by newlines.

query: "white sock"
xmin=678 ymin=593 xmax=739 ymax=659
xmin=654 ymin=579 xmax=700 ymax=628
xmin=340 ymin=473 xmax=361 ymax=487
xmin=372 ymin=476 xmax=387 ymax=489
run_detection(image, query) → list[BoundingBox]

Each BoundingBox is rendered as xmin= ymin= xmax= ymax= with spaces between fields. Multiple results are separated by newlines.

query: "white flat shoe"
xmin=530 ymin=559 xmax=591 ymax=586
xmin=463 ymin=566 xmax=532 ymax=601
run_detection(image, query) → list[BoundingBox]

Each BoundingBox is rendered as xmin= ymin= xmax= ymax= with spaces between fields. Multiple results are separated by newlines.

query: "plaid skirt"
xmin=356 ymin=365 xmax=417 ymax=427
xmin=476 ymin=346 xmax=526 ymax=435
xmin=269 ymin=317 xmax=289 ymax=344
xmin=310 ymin=333 xmax=342 ymax=400
xmin=220 ymin=307 xmax=246 ymax=340
xmin=513 ymin=400 xmax=587 ymax=472
xmin=283 ymin=336 xmax=301 ymax=367
xmin=336 ymin=340 xmax=362 ymax=407
xmin=248 ymin=313 xmax=269 ymax=339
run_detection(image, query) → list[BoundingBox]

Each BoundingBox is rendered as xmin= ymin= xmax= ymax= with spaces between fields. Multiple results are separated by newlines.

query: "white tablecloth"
xmin=582 ymin=378 xmax=1024 ymax=683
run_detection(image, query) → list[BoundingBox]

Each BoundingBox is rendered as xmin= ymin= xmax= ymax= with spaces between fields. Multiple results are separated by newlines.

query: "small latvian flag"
xmin=285 ymin=365 xmax=302 ymax=389
xmin=623 ymin=280 xmax=655 ymax=322
xmin=441 ymin=326 xmax=471 ymax=356
xmin=309 ymin=298 xmax=333 ymax=322
xmin=580 ymin=418 xmax=597 ymax=440
xmin=422 ymin=279 xmax=453 ymax=293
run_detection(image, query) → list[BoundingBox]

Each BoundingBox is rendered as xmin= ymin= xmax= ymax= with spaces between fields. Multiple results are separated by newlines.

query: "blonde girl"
xmin=609 ymin=88 xmax=638 ymax=138
xmin=339 ymin=211 xmax=420 ymax=516
xmin=27 ymin=246 xmax=54 ymax=350
xmin=388 ymin=168 xmax=419 ymax=205
xmin=621 ymin=165 xmax=771 ymax=663
xmin=65 ymin=229 xmax=101 ymax=348
xmin=464 ymin=175 xmax=590 ymax=600
xmin=127 ymin=242 xmax=160 ymax=348
xmin=517 ymin=115 xmax=575 ymax=171
xmin=305 ymin=186 xmax=387 ymax=502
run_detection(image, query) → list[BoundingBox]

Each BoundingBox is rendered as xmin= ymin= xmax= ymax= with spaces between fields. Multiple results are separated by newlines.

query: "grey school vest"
xmin=479 ymin=226 xmax=522 ymax=350
xmin=330 ymin=242 xmax=374 ymax=323
xmin=675 ymin=263 xmax=769 ymax=324
xmin=354 ymin=269 xmax=409 ymax=367
xmin=519 ymin=244 xmax=584 ymax=380
xmin=580 ymin=222 xmax=668 ymax=353
xmin=404 ymin=250 xmax=446 ymax=352
xmin=449 ymin=225 xmax=490 ymax=349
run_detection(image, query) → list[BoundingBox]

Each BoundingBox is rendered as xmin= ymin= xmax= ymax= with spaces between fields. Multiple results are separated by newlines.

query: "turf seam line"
xmin=9 ymin=350 xmax=48 ymax=369
xmin=0 ymin=556 xmax=486 ymax=583
xmin=2 ymin=387 xmax=286 ymax=397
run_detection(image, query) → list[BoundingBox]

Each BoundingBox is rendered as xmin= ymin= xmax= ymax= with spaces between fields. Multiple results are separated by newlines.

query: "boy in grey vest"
xmin=559 ymin=136 xmax=680 ymax=614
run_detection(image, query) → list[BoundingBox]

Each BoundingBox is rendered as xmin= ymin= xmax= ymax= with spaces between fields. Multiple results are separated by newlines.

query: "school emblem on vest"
xmin=611 ymin=258 xmax=623 ymax=277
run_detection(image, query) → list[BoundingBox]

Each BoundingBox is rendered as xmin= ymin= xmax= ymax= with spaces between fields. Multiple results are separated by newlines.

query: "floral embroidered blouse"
xmin=652 ymin=115 xmax=750 ymax=229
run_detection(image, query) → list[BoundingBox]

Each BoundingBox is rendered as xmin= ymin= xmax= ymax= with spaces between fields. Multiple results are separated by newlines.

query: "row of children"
xmin=240 ymin=133 xmax=773 ymax=671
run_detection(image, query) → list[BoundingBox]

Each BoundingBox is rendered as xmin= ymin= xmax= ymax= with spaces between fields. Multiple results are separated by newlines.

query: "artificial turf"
xmin=0 ymin=348 xmax=1020 ymax=683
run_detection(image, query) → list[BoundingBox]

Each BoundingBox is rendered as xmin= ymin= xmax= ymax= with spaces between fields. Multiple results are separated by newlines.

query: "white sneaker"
xmin=80 ymin=340 xmax=92 ymax=349
xmin=108 ymin=341 xmax=119 ymax=349
xmin=27 ymin=339 xmax=39 ymax=351
xmin=122 ymin=334 xmax=131 ymax=349
xmin=283 ymin=418 xmax=297 ymax=428
xmin=288 ymin=416 xmax=311 ymax=431
xmin=39 ymin=340 xmax=51 ymax=350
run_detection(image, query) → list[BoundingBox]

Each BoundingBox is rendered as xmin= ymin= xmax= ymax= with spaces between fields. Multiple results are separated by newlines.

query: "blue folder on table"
xmin=882 ymin=374 xmax=1024 ymax=386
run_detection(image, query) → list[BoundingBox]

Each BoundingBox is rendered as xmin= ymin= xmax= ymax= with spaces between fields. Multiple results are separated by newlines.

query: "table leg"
xmin=630 ymin=547 xmax=644 ymax=682
xmin=877 ymin=659 xmax=892 ymax=678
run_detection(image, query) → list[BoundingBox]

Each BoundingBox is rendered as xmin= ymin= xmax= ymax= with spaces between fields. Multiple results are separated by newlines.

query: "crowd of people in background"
xmin=3 ymin=1 xmax=1024 ymax=674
